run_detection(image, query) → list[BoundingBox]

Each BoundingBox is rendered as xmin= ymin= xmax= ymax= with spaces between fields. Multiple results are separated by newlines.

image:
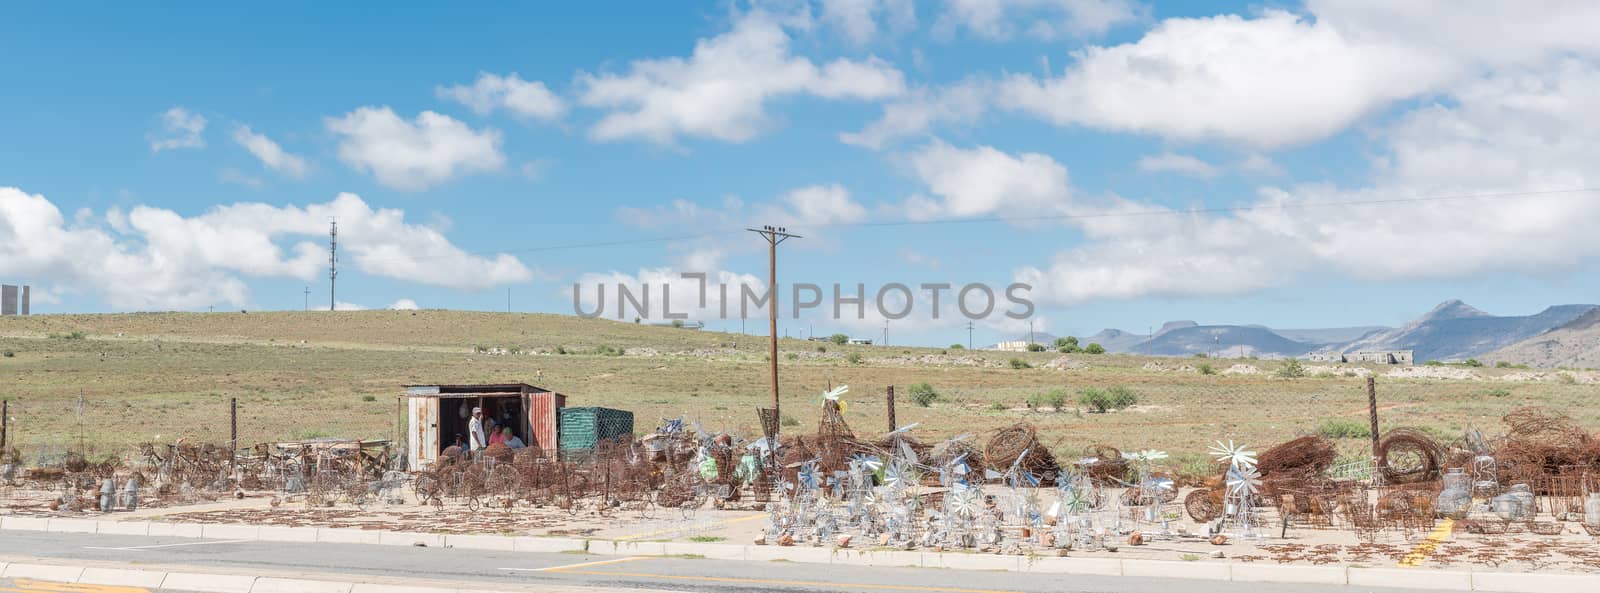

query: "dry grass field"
xmin=2 ymin=310 xmax=1595 ymax=473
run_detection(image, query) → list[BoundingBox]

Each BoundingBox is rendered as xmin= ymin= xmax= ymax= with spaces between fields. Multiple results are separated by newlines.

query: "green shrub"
xmin=1424 ymin=360 xmax=1444 ymax=366
xmin=1008 ymin=358 xmax=1032 ymax=369
xmin=1193 ymin=352 xmax=1209 ymax=358
xmin=1058 ymin=344 xmax=1080 ymax=353
xmin=1029 ymin=389 xmax=1067 ymax=411
xmin=1053 ymin=336 xmax=1079 ymax=349
xmin=1 ymin=350 xmax=13 ymax=358
xmin=785 ymin=352 xmax=798 ymax=360
xmin=361 ymin=395 xmax=376 ymax=402
xmin=48 ymin=331 xmax=86 ymax=340
xmin=595 ymin=345 xmax=624 ymax=356
xmin=829 ymin=333 xmax=849 ymax=345
xmin=1462 ymin=358 xmax=1483 ymax=367
xmin=1495 ymin=361 xmax=1513 ymax=368
xmin=1079 ymin=386 xmax=1136 ymax=413
xmin=555 ymin=345 xmax=568 ymax=355
xmin=1316 ymin=419 xmax=1371 ymax=439
xmin=1026 ymin=343 xmax=1047 ymax=352
xmin=845 ymin=352 xmax=863 ymax=364
xmin=1083 ymin=343 xmax=1105 ymax=354
xmin=1558 ymin=372 xmax=1578 ymax=385
xmin=1198 ymin=363 xmax=1215 ymax=375
xmin=1277 ymin=359 xmax=1306 ymax=378
xmin=1483 ymin=388 xmax=1510 ymax=398
xmin=988 ymin=401 xmax=1006 ymax=411
xmin=1106 ymin=386 xmax=1137 ymax=408
xmin=948 ymin=344 xmax=965 ymax=350
xmin=816 ymin=345 xmax=827 ymax=353
xmin=908 ymin=382 xmax=939 ymax=407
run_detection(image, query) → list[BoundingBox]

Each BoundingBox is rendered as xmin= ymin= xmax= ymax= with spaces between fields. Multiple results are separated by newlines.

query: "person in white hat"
xmin=468 ymin=407 xmax=488 ymax=454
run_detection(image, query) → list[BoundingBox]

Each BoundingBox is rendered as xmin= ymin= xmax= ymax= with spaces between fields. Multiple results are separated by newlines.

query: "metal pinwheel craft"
xmin=883 ymin=460 xmax=914 ymax=490
xmin=798 ymin=460 xmax=822 ymax=490
xmin=948 ymin=484 xmax=981 ymax=519
xmin=1227 ymin=465 xmax=1262 ymax=496
xmin=1132 ymin=449 xmax=1169 ymax=463
xmin=1209 ymin=440 xmax=1258 ymax=469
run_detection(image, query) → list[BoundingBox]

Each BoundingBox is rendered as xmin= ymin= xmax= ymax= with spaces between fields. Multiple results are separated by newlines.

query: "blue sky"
xmin=5 ymin=1 xmax=1600 ymax=346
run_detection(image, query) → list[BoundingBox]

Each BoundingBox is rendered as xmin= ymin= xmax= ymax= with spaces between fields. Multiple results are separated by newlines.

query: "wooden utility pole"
xmin=886 ymin=386 xmax=897 ymax=433
xmin=1 ymin=399 xmax=8 ymax=450
xmin=747 ymin=225 xmax=800 ymax=436
xmin=1366 ymin=377 xmax=1380 ymax=457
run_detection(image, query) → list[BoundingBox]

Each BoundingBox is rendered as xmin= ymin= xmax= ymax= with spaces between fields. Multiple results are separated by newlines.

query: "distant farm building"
xmin=993 ymin=341 xmax=1034 ymax=352
xmin=1342 ymin=350 xmax=1414 ymax=365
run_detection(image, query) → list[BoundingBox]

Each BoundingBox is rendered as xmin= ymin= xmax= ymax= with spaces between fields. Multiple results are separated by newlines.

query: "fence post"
xmin=1366 ymin=377 xmax=1380 ymax=458
xmin=230 ymin=397 xmax=238 ymax=473
xmin=1 ymin=399 xmax=8 ymax=450
xmin=886 ymin=385 xmax=896 ymax=433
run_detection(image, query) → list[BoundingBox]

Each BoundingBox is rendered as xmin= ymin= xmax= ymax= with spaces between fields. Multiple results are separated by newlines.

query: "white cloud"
xmin=325 ymin=106 xmax=505 ymax=191
xmin=841 ymin=79 xmax=989 ymax=149
xmin=1016 ymin=60 xmax=1600 ymax=305
xmin=0 ymin=188 xmax=533 ymax=310
xmin=998 ymin=3 xmax=1600 ymax=148
xmin=901 ymin=141 xmax=1075 ymax=219
xmin=572 ymin=262 xmax=764 ymax=322
xmin=148 ymin=107 xmax=207 ymax=152
xmin=935 ymin=0 xmax=1142 ymax=40
xmin=231 ymin=125 xmax=309 ymax=179
xmin=820 ymin=0 xmax=916 ymax=45
xmin=389 ymin=298 xmax=420 ymax=310
xmin=436 ymin=72 xmax=566 ymax=122
xmin=218 ymin=168 xmax=264 ymax=189
xmin=576 ymin=11 xmax=905 ymax=144
xmin=333 ymin=301 xmax=368 ymax=311
xmin=1237 ymin=154 xmax=1284 ymax=176
xmin=616 ymin=184 xmax=868 ymax=230
xmin=767 ymin=184 xmax=868 ymax=226
xmin=1137 ymin=152 xmax=1218 ymax=178
xmin=900 ymin=248 xmax=939 ymax=269
xmin=1000 ymin=10 xmax=1446 ymax=148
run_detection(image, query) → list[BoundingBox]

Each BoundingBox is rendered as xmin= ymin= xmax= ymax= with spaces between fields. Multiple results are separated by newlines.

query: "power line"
xmin=809 ymin=187 xmax=1600 ymax=230
xmin=351 ymin=186 xmax=1600 ymax=264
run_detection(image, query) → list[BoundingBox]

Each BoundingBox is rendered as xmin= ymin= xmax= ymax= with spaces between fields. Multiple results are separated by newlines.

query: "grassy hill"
xmin=1 ymin=310 xmax=1593 ymax=470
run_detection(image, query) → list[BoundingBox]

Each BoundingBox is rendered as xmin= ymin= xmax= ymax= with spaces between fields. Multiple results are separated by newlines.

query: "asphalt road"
xmin=0 ymin=531 xmax=1453 ymax=593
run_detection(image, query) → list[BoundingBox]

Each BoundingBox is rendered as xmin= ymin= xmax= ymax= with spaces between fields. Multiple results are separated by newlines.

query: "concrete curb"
xmin=0 ymin=559 xmax=679 ymax=593
xmin=4 ymin=516 xmax=1600 ymax=591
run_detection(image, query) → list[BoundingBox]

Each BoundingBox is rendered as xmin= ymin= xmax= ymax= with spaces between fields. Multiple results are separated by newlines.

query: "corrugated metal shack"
xmin=402 ymin=383 xmax=566 ymax=471
xmin=558 ymin=407 xmax=634 ymax=460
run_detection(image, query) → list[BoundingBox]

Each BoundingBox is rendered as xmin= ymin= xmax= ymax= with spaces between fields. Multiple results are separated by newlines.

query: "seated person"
xmin=501 ymin=427 xmax=526 ymax=449
xmin=489 ymin=426 xmax=507 ymax=447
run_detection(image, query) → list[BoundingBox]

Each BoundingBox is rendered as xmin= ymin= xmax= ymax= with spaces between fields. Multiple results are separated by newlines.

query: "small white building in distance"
xmin=994 ymin=340 xmax=1032 ymax=352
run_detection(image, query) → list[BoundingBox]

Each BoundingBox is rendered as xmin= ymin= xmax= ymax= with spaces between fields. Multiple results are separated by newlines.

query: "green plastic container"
xmin=558 ymin=407 xmax=634 ymax=459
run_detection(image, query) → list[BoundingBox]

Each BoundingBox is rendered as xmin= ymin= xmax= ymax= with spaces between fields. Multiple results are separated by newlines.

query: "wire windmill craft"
xmin=1225 ymin=462 xmax=1263 ymax=537
xmin=1210 ymin=440 xmax=1258 ymax=469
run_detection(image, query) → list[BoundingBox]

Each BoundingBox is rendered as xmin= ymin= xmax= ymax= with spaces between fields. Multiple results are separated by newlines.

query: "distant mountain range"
xmin=1486 ymin=308 xmax=1600 ymax=368
xmin=1004 ymin=300 xmax=1599 ymax=366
